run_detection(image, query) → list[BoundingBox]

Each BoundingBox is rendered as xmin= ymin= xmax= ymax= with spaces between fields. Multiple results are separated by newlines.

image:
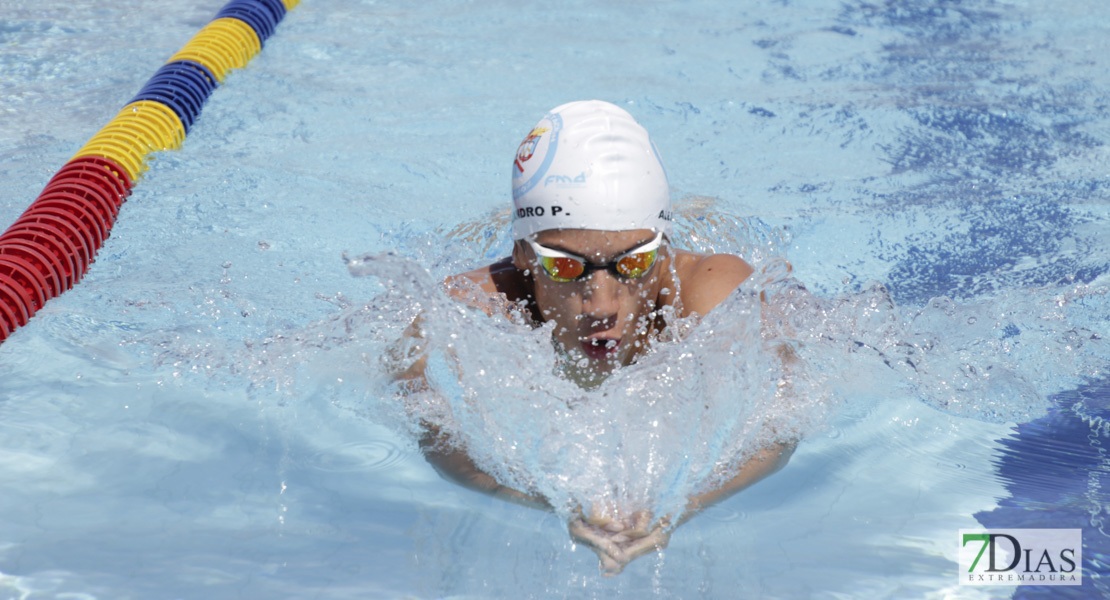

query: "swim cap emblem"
xmin=514 ymin=127 xmax=549 ymax=174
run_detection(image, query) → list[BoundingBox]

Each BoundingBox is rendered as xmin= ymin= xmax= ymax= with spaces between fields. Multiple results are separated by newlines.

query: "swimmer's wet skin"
xmin=398 ymin=100 xmax=797 ymax=576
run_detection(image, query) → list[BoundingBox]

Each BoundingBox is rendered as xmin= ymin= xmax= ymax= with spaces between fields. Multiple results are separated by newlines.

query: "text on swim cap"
xmin=516 ymin=205 xmax=567 ymax=219
xmin=544 ymin=172 xmax=588 ymax=187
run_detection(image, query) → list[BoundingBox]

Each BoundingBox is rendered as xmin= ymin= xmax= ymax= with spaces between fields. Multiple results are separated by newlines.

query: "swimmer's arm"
xmin=388 ymin=314 xmax=431 ymax=386
xmin=679 ymin=252 xmax=800 ymax=516
xmin=385 ymin=264 xmax=544 ymax=508
xmin=388 ymin=256 xmax=521 ymax=376
xmin=680 ymin=441 xmax=795 ymax=524
xmin=390 ymin=263 xmax=513 ymax=384
xmin=419 ymin=423 xmax=552 ymax=511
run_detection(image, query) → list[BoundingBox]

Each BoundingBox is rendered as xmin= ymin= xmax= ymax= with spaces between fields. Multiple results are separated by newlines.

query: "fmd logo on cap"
xmin=959 ymin=529 xmax=1082 ymax=586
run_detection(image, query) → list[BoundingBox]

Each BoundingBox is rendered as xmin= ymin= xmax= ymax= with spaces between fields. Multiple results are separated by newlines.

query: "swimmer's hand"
xmin=568 ymin=509 xmax=671 ymax=576
xmin=567 ymin=442 xmax=796 ymax=576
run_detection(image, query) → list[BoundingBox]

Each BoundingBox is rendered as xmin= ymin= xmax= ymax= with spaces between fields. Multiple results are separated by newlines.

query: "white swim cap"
xmin=510 ymin=100 xmax=672 ymax=240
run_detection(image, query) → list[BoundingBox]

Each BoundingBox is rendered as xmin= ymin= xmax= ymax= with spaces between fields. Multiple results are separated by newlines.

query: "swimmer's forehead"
xmin=532 ymin=228 xmax=659 ymax=257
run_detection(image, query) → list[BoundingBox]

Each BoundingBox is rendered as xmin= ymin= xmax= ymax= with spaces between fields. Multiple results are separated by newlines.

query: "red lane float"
xmin=0 ymin=0 xmax=300 ymax=343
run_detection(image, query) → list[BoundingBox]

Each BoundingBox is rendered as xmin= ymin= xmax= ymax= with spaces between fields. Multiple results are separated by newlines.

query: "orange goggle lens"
xmin=541 ymin=256 xmax=586 ymax=281
xmin=616 ymin=251 xmax=655 ymax=278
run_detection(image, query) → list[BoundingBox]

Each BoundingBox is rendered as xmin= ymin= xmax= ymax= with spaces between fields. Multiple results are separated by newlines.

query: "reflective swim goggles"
xmin=526 ymin=232 xmax=664 ymax=283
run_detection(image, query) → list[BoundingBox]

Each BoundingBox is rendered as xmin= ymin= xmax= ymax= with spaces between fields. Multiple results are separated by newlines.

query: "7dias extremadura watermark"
xmin=959 ymin=529 xmax=1082 ymax=586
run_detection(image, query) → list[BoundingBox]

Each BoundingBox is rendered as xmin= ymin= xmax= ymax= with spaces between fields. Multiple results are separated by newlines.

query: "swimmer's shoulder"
xmin=444 ymin=258 xmax=535 ymax=316
xmin=447 ymin=258 xmax=515 ymax=296
xmin=670 ymin=248 xmax=756 ymax=317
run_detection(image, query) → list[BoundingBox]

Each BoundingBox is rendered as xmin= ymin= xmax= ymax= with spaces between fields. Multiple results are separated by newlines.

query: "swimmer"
xmin=401 ymin=100 xmax=795 ymax=575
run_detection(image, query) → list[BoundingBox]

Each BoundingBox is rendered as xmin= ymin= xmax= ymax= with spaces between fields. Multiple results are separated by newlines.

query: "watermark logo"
xmin=959 ymin=529 xmax=1081 ymax=586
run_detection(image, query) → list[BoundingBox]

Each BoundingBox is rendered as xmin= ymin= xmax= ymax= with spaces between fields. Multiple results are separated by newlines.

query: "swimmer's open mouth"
xmin=581 ymin=337 xmax=620 ymax=360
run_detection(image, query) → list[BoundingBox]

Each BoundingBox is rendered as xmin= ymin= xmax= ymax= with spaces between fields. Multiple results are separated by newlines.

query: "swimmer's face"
xmin=515 ymin=228 xmax=666 ymax=376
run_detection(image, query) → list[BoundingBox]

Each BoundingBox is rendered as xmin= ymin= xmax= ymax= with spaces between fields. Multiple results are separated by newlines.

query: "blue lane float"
xmin=130 ymin=61 xmax=220 ymax=133
xmin=216 ymin=0 xmax=289 ymax=45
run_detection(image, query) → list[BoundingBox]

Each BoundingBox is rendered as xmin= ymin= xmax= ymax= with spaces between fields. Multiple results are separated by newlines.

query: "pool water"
xmin=2 ymin=0 xmax=1109 ymax=598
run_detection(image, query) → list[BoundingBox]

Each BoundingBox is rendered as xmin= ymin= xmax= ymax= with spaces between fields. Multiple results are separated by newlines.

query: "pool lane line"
xmin=0 ymin=0 xmax=300 ymax=344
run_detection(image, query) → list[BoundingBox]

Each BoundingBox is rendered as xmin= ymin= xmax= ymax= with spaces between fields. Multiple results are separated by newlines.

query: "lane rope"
xmin=0 ymin=0 xmax=300 ymax=344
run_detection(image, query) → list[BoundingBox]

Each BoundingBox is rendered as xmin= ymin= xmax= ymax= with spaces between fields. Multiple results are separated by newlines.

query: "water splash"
xmin=335 ymin=250 xmax=818 ymax=522
xmin=168 ymin=202 xmax=1108 ymax=526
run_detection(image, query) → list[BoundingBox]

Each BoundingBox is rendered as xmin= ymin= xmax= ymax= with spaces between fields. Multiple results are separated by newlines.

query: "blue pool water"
xmin=2 ymin=0 xmax=1109 ymax=598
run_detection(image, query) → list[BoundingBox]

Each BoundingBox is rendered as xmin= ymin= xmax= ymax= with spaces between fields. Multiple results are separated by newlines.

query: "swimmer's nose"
xmin=581 ymin=269 xmax=620 ymax=324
